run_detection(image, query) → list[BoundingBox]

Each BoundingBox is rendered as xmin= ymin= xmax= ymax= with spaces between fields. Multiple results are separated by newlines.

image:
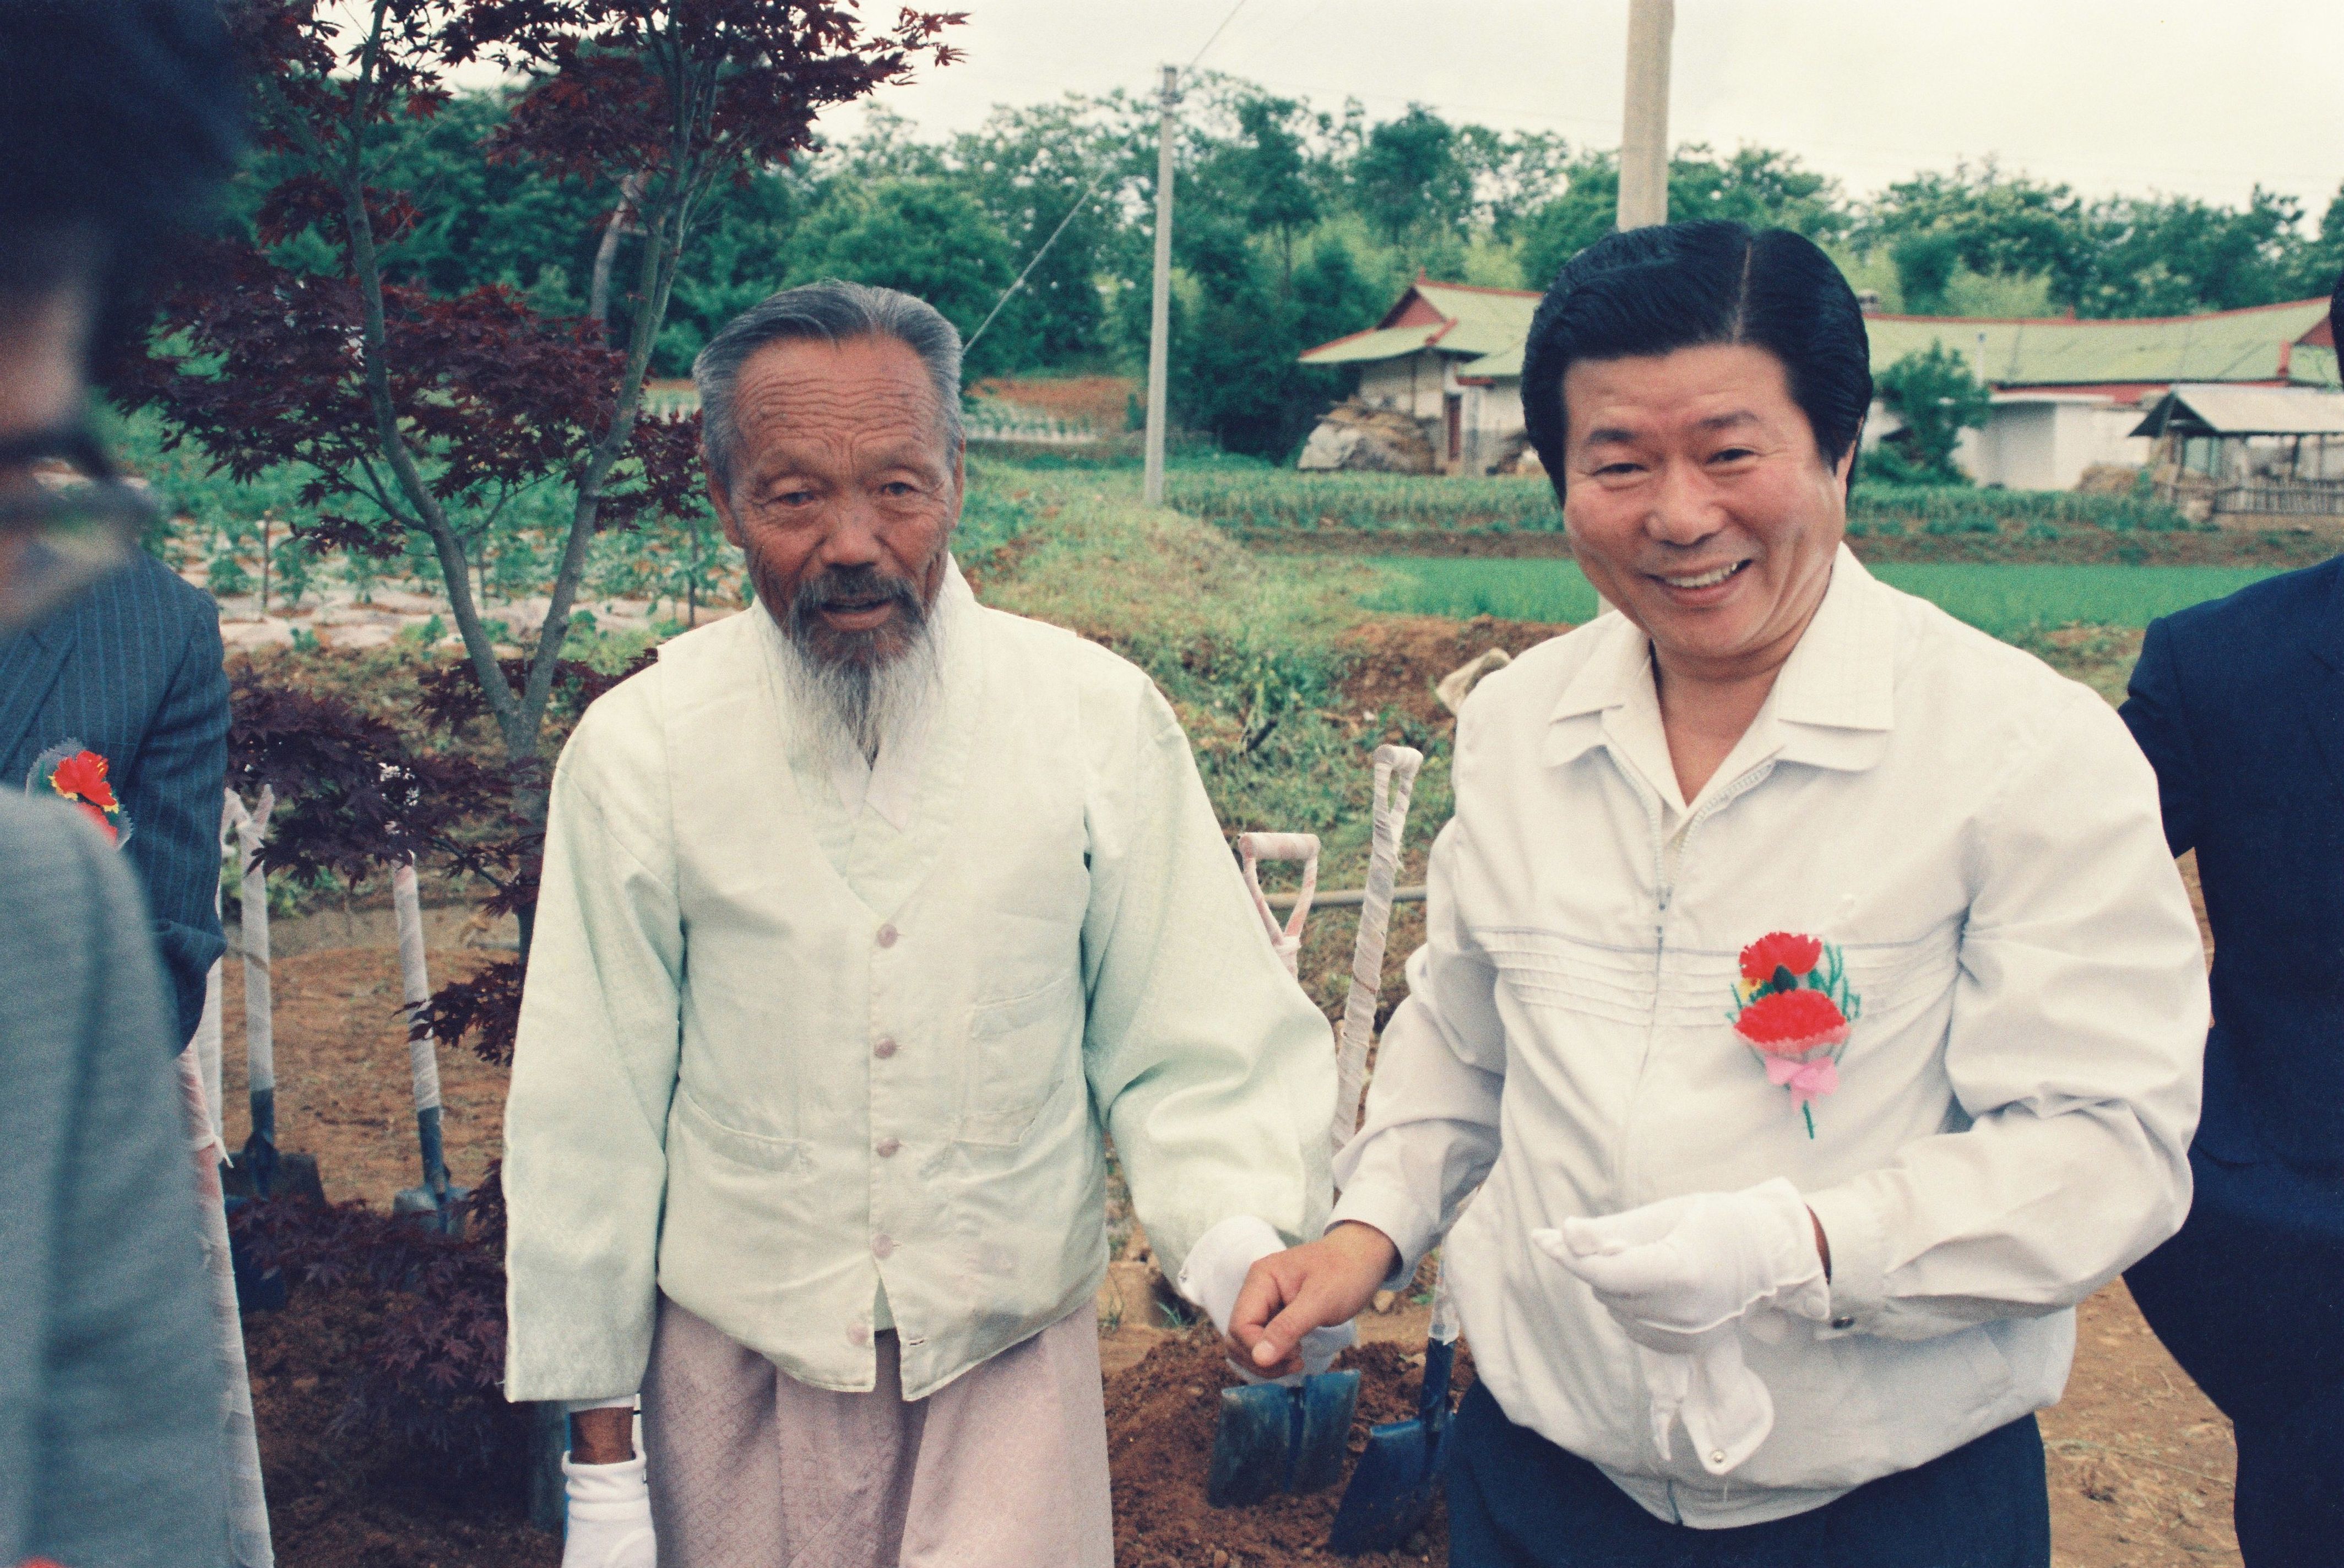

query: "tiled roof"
xmin=1300 ymin=281 xmax=2335 ymax=392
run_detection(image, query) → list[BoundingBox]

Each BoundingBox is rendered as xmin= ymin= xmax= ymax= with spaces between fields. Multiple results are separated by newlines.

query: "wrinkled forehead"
xmin=731 ymin=334 xmax=951 ymax=469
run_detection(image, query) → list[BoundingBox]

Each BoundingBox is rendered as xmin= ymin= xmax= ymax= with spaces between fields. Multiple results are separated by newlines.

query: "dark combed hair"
xmin=1520 ymin=220 xmax=1873 ymax=498
xmin=0 ymin=0 xmax=246 ymax=328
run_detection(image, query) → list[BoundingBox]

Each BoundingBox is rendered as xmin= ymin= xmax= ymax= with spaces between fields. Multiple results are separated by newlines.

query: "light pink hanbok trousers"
xmin=641 ymin=1294 xmax=1115 ymax=1568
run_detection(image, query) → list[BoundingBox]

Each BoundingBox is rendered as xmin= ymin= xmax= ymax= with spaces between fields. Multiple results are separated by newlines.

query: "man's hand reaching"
xmin=1225 ymin=1221 xmax=1401 ymax=1381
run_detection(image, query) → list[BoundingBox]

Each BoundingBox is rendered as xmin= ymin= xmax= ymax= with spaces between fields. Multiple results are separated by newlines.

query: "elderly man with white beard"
xmin=501 ymin=280 xmax=1340 ymax=1568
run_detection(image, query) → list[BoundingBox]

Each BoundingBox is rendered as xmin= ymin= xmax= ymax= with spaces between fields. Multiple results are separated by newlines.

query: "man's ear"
xmin=707 ymin=454 xmax=745 ymax=549
xmin=948 ymin=439 xmax=966 ymax=529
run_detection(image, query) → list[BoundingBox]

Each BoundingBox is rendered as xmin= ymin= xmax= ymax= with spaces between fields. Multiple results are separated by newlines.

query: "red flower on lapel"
xmin=30 ymin=744 xmax=129 ymax=846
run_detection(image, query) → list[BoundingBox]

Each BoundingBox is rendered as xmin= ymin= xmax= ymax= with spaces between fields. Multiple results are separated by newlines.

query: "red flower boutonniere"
xmin=1729 ymin=930 xmax=1862 ymax=1138
xmin=29 ymin=744 xmax=131 ymax=847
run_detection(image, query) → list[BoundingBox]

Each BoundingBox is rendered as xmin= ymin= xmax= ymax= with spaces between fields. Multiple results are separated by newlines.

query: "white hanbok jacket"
xmin=503 ymin=570 xmax=1335 ymax=1402
xmin=1331 ymin=549 xmax=2207 ymax=1527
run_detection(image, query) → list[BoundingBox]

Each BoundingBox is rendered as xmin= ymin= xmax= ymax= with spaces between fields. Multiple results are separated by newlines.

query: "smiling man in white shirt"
xmin=501 ymin=281 xmax=1337 ymax=1568
xmin=1233 ymin=223 xmax=2209 ymax=1568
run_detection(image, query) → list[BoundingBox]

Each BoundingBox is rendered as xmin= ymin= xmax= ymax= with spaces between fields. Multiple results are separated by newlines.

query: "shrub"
xmin=230 ymin=1170 xmax=519 ymax=1480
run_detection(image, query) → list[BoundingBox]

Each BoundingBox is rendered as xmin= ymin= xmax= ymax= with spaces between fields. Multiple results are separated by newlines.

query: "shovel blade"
xmin=1207 ymin=1385 xmax=1297 ymax=1508
xmin=1326 ymin=1417 xmax=1441 ymax=1555
xmin=1205 ymin=1370 xmax=1364 ymax=1508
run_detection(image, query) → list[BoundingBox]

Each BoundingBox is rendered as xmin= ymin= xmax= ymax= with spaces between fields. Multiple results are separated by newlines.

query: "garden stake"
xmin=1209 ymin=828 xmax=1365 ymax=1508
xmin=1328 ymin=1258 xmax=1460 ymax=1555
xmin=1332 ymin=745 xmax=1422 ymax=1158
xmin=390 ymin=856 xmax=468 ymax=1233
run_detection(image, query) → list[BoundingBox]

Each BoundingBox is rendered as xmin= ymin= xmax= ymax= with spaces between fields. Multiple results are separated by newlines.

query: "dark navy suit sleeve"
xmin=2120 ymin=616 xmax=2201 ymax=859
xmin=124 ymin=583 xmax=229 ymax=1047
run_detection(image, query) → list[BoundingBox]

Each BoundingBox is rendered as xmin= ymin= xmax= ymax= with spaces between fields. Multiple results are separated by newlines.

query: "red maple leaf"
xmin=48 ymin=750 xmax=118 ymax=812
xmin=1732 ymin=988 xmax=1849 ymax=1056
xmin=1739 ymin=930 xmax=1822 ymax=984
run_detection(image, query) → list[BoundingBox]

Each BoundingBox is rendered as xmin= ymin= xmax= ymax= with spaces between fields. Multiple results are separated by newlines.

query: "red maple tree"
xmin=123 ymin=0 xmax=962 ymax=779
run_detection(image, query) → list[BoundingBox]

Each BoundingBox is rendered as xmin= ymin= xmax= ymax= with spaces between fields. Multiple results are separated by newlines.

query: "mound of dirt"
xmin=1107 ymin=1331 xmax=1474 ymax=1568
xmin=1341 ymin=614 xmax=1572 ymax=729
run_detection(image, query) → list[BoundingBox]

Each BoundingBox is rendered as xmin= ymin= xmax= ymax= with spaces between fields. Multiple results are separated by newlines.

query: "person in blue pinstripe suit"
xmin=2118 ymin=270 xmax=2344 ymax=1565
xmin=0 ymin=550 xmax=229 ymax=1047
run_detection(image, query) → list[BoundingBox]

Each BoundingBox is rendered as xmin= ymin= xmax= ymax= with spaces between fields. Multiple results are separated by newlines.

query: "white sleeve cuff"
xmin=566 ymin=1393 xmax=641 ymax=1415
xmin=1802 ymin=1185 xmax=1887 ymax=1334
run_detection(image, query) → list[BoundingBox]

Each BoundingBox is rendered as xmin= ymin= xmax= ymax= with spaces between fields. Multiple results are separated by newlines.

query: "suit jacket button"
xmin=876 ymin=924 xmax=899 ymax=948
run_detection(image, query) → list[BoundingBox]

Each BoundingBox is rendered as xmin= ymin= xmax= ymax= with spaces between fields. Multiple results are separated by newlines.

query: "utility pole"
xmin=1616 ymin=0 xmax=1675 ymax=231
xmin=1143 ymin=64 xmax=1179 ymax=507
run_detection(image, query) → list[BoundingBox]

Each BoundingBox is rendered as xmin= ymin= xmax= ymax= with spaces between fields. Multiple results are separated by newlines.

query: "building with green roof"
xmin=1298 ymin=278 xmax=2339 ymax=489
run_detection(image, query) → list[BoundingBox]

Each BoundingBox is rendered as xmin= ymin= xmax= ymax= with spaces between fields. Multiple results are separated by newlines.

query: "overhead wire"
xmin=964 ymin=0 xmax=1251 ymax=351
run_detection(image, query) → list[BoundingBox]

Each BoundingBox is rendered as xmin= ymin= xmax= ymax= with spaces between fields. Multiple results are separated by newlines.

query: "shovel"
xmin=1212 ymin=831 xmax=1361 ymax=1505
xmin=1328 ymin=1260 xmax=1459 ymax=1554
xmin=1207 ymin=750 xmax=1425 ymax=1509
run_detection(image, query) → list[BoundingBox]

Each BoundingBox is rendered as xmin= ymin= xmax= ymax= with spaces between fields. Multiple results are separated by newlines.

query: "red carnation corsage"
xmin=28 ymin=743 xmax=132 ymax=848
xmin=1729 ymin=931 xmax=1860 ymax=1138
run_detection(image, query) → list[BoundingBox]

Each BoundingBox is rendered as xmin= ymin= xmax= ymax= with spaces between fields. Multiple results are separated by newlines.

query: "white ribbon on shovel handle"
xmin=226 ymin=788 xmax=277 ymax=1152
xmin=390 ymin=856 xmax=453 ymax=1215
xmin=1333 ymin=745 xmax=1423 ymax=1160
xmin=1237 ymin=832 xmax=1321 ymax=979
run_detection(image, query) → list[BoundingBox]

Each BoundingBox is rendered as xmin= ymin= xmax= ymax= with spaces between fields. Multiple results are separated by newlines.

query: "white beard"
xmin=771 ymin=611 xmax=942 ymax=766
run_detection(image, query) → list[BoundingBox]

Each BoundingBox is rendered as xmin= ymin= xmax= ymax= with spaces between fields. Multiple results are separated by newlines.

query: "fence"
xmin=2213 ymin=480 xmax=2344 ymax=518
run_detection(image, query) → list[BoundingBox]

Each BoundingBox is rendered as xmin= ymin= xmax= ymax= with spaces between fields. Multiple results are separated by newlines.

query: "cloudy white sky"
xmin=823 ymin=0 xmax=2344 ymax=214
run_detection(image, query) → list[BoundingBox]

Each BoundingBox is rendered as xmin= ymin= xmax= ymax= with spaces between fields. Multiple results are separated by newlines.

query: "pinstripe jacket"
xmin=0 ymin=551 xmax=229 ymax=1047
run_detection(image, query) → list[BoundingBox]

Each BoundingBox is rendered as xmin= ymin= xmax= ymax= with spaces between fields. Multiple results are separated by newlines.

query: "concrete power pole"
xmin=1616 ymin=0 xmax=1675 ymax=231
xmin=1143 ymin=64 xmax=1179 ymax=507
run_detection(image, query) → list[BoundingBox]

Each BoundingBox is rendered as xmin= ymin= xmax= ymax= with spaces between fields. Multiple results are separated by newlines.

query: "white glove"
xmin=1176 ymin=1213 xmax=1356 ymax=1382
xmin=1532 ymin=1178 xmax=1828 ymax=1342
xmin=563 ymin=1451 xmax=657 ymax=1568
xmin=1532 ymin=1180 xmax=1828 ymax=1477
xmin=1630 ymin=1330 xmax=1776 ymax=1475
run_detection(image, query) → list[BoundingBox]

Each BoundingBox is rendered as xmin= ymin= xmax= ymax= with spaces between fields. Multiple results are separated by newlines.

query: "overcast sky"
xmin=820 ymin=0 xmax=2344 ymax=214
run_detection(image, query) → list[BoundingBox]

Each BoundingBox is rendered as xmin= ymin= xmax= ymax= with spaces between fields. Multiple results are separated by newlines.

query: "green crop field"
xmin=1353 ymin=557 xmax=2285 ymax=637
xmin=1159 ymin=466 xmax=2201 ymax=540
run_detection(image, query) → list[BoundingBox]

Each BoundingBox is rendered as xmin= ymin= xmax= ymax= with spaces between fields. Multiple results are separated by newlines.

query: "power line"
xmin=965 ymin=1 xmax=1249 ymax=352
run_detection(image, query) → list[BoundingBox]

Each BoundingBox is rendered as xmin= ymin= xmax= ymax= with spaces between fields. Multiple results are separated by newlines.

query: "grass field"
xmin=1354 ymin=556 xmax=2284 ymax=637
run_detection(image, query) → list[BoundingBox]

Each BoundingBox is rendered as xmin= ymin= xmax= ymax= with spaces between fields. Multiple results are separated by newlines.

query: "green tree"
xmin=1351 ymin=105 xmax=1473 ymax=248
xmin=1517 ymin=145 xmax=1846 ymax=289
xmin=1873 ymin=345 xmax=1990 ymax=484
xmin=788 ymin=180 xmax=1020 ymax=376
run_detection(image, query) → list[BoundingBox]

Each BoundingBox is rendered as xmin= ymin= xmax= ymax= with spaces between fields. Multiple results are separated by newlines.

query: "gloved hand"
xmin=1178 ymin=1213 xmax=1355 ymax=1382
xmin=1532 ymin=1178 xmax=1829 ymax=1343
xmin=562 ymin=1451 xmax=657 ymax=1568
xmin=1532 ymin=1180 xmax=1828 ymax=1477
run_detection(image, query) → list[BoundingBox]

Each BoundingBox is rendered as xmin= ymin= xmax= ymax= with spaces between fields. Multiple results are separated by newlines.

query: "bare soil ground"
xmin=969 ymin=373 xmax=1137 ymax=432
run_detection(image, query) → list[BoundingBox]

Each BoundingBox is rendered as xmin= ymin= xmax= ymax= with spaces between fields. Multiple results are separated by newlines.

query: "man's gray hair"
xmin=692 ymin=279 xmax=966 ymax=483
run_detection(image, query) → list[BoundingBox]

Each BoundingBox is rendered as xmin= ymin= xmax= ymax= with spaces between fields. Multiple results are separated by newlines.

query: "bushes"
xmin=231 ymin=1171 xmax=520 ymax=1480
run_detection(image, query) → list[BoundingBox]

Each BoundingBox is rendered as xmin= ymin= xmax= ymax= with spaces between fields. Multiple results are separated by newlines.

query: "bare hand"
xmin=1226 ymin=1221 xmax=1400 ymax=1380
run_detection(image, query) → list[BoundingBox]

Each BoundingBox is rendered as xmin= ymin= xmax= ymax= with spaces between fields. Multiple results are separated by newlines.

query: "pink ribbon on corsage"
xmin=1762 ymin=1051 xmax=1840 ymax=1110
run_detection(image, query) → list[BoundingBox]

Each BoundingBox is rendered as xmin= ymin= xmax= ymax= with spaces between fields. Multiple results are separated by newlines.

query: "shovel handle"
xmin=1237 ymin=832 xmax=1321 ymax=979
xmin=1332 ymin=746 xmax=1422 ymax=1158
